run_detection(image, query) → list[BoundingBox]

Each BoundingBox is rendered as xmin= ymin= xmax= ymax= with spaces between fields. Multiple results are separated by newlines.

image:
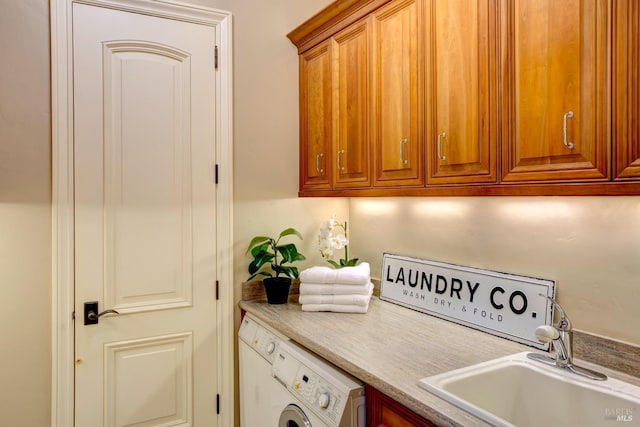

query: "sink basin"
xmin=418 ymin=352 xmax=640 ymax=427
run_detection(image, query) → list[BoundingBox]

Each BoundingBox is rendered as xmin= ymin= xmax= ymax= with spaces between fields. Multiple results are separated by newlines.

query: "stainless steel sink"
xmin=418 ymin=352 xmax=640 ymax=427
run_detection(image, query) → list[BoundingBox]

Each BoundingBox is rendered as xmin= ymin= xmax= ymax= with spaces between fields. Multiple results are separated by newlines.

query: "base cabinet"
xmin=366 ymin=385 xmax=436 ymax=427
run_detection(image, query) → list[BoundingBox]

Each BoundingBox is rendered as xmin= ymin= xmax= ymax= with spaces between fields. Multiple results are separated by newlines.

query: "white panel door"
xmin=73 ymin=3 xmax=217 ymax=426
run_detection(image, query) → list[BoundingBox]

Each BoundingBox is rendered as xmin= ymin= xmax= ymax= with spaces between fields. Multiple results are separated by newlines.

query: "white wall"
xmin=0 ymin=1 xmax=52 ymax=425
xmin=350 ymin=197 xmax=640 ymax=345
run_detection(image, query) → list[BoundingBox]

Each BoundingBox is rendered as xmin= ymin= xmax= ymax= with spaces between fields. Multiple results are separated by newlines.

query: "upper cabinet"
xmin=501 ymin=0 xmax=610 ymax=183
xmin=288 ymin=0 xmax=640 ymax=196
xmin=613 ymin=1 xmax=640 ymax=180
xmin=425 ymin=0 xmax=498 ymax=185
xmin=371 ymin=0 xmax=424 ymax=187
xmin=299 ymin=41 xmax=333 ymax=190
xmin=333 ymin=21 xmax=372 ymax=188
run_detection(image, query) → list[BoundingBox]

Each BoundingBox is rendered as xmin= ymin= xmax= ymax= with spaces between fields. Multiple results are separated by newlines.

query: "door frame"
xmin=50 ymin=1 xmax=234 ymax=425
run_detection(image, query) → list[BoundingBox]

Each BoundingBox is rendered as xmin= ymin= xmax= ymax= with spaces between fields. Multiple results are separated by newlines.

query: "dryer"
xmin=238 ymin=314 xmax=366 ymax=427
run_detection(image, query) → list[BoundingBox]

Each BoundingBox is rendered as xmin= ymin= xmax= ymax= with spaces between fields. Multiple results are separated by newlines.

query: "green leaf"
xmin=278 ymin=228 xmax=303 ymax=240
xmin=279 ymin=265 xmax=300 ymax=279
xmin=342 ymin=258 xmax=359 ymax=267
xmin=250 ymin=242 xmax=270 ymax=258
xmin=245 ymin=236 xmax=272 ymax=254
xmin=327 ymin=260 xmax=340 ymax=269
xmin=247 ymin=271 xmax=273 ymax=281
xmin=248 ymin=251 xmax=274 ymax=274
xmin=276 ymin=243 xmax=299 ymax=263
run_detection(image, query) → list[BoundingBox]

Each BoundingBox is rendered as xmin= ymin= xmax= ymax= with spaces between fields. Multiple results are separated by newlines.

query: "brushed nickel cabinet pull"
xmin=563 ymin=111 xmax=575 ymax=150
xmin=400 ymin=138 xmax=409 ymax=165
xmin=337 ymin=149 xmax=345 ymax=172
xmin=437 ymin=132 xmax=447 ymax=161
xmin=315 ymin=153 xmax=324 ymax=174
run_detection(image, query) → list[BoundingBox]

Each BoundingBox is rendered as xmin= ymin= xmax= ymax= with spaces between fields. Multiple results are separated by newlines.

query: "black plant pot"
xmin=263 ymin=277 xmax=292 ymax=304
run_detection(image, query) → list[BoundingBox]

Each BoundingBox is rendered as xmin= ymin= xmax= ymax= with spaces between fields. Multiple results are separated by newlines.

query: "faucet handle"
xmin=539 ymin=294 xmax=572 ymax=331
xmin=535 ymin=325 xmax=560 ymax=343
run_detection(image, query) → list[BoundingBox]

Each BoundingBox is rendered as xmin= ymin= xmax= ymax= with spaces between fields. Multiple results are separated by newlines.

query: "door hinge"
xmin=216 ymin=280 xmax=220 ymax=300
xmin=214 ymin=45 xmax=219 ymax=70
xmin=216 ymin=393 xmax=220 ymax=414
xmin=215 ymin=164 xmax=219 ymax=184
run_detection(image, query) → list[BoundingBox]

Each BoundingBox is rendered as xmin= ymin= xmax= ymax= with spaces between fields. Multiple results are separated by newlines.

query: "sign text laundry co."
xmin=380 ymin=254 xmax=556 ymax=349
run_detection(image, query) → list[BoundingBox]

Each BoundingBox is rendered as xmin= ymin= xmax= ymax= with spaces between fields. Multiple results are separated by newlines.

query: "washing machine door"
xmin=278 ymin=404 xmax=312 ymax=427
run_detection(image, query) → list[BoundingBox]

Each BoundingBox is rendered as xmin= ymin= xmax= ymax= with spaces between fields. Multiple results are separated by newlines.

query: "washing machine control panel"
xmin=273 ymin=340 xmax=364 ymax=426
xmin=238 ymin=316 xmax=286 ymax=364
xmin=292 ymin=368 xmax=344 ymax=423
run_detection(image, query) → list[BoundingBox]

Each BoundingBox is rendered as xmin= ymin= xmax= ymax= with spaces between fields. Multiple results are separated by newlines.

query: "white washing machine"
xmin=238 ymin=314 xmax=366 ymax=427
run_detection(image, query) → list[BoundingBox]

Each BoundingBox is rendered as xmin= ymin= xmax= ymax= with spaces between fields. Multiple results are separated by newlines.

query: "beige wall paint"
xmin=6 ymin=0 xmax=340 ymax=424
xmin=350 ymin=197 xmax=640 ymax=345
xmin=0 ymin=1 xmax=52 ymax=426
xmin=195 ymin=1 xmax=341 ymax=425
xmin=204 ymin=0 xmax=347 ymax=286
xmin=6 ymin=0 xmax=638 ymax=424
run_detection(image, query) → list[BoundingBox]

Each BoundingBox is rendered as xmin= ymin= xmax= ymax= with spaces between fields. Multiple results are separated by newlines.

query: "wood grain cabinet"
xmin=290 ymin=0 xmax=640 ymax=196
xmin=371 ymin=0 xmax=425 ymax=187
xmin=299 ymin=41 xmax=333 ymax=190
xmin=366 ymin=385 xmax=436 ymax=427
xmin=299 ymin=21 xmax=371 ymax=191
xmin=500 ymin=0 xmax=610 ymax=183
xmin=613 ymin=1 xmax=640 ymax=180
xmin=333 ymin=20 xmax=372 ymax=188
xmin=425 ymin=0 xmax=498 ymax=185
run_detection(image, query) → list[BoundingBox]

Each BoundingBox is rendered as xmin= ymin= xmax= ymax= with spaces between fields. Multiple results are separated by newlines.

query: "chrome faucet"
xmin=527 ymin=294 xmax=607 ymax=381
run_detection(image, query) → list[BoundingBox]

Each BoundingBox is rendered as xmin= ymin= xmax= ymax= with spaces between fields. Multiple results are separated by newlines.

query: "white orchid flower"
xmin=316 ymin=214 xmax=358 ymax=268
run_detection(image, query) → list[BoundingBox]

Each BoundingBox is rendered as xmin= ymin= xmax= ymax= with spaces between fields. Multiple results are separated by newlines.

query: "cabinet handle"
xmin=337 ymin=149 xmax=345 ymax=172
xmin=437 ymin=132 xmax=447 ymax=161
xmin=563 ymin=111 xmax=575 ymax=150
xmin=400 ymin=138 xmax=409 ymax=165
xmin=315 ymin=153 xmax=324 ymax=174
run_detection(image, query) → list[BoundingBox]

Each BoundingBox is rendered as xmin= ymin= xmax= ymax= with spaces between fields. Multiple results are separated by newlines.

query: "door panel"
xmin=613 ymin=1 xmax=640 ymax=180
xmin=73 ymin=3 xmax=217 ymax=426
xmin=300 ymin=41 xmax=332 ymax=190
xmin=372 ymin=0 xmax=424 ymax=187
xmin=501 ymin=0 xmax=610 ymax=182
xmin=103 ymin=41 xmax=194 ymax=312
xmin=427 ymin=0 xmax=498 ymax=184
xmin=105 ymin=333 xmax=193 ymax=426
xmin=333 ymin=21 xmax=371 ymax=188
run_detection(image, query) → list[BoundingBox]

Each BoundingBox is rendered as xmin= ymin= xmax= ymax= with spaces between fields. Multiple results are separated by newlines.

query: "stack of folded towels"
xmin=298 ymin=262 xmax=373 ymax=313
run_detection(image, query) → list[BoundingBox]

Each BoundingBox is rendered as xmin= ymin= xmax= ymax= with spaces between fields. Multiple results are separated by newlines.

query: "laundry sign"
xmin=380 ymin=254 xmax=556 ymax=350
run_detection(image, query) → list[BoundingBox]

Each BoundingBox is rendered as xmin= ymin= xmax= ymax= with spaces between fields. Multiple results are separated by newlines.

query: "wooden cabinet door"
xmin=426 ymin=0 xmax=498 ymax=185
xmin=501 ymin=0 xmax=610 ymax=183
xmin=333 ymin=21 xmax=372 ymax=188
xmin=300 ymin=41 xmax=333 ymax=190
xmin=366 ymin=385 xmax=436 ymax=427
xmin=371 ymin=0 xmax=424 ymax=187
xmin=613 ymin=1 xmax=640 ymax=180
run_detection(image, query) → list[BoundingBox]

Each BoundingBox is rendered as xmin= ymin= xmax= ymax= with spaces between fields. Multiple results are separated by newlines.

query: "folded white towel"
xmin=300 ymin=282 xmax=372 ymax=296
xmin=299 ymin=283 xmax=373 ymax=306
xmin=301 ymin=302 xmax=370 ymax=314
xmin=299 ymin=262 xmax=370 ymax=285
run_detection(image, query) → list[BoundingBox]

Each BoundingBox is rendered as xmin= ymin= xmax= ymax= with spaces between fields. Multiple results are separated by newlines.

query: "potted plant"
xmin=246 ymin=228 xmax=306 ymax=304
